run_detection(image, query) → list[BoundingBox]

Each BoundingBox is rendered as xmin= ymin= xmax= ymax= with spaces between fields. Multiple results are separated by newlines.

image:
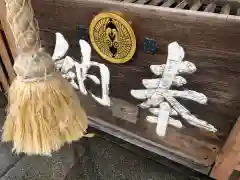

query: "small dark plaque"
xmin=144 ymin=37 xmax=158 ymax=55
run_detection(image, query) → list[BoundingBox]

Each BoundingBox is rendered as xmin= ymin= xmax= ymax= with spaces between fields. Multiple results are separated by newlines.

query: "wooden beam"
xmin=0 ymin=63 xmax=9 ymax=92
xmin=210 ymin=117 xmax=240 ymax=180
xmin=190 ymin=0 xmax=201 ymax=11
xmin=220 ymin=4 xmax=230 ymax=15
xmin=149 ymin=0 xmax=164 ymax=5
xmin=176 ymin=0 xmax=188 ymax=9
xmin=0 ymin=0 xmax=17 ymax=58
xmin=204 ymin=3 xmax=216 ymax=12
xmin=161 ymin=0 xmax=175 ymax=7
xmin=123 ymin=0 xmax=136 ymax=2
xmin=0 ymin=31 xmax=15 ymax=83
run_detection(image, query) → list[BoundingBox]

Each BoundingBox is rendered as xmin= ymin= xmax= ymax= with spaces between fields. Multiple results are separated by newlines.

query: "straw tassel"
xmin=2 ymin=0 xmax=88 ymax=155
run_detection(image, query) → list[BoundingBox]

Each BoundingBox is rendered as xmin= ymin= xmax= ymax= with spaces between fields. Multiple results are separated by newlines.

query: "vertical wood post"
xmin=210 ymin=117 xmax=240 ymax=180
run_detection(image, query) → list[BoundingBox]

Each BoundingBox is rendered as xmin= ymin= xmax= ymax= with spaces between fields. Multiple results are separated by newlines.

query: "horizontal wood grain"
xmin=80 ymin=94 xmax=219 ymax=166
xmin=33 ymin=0 xmax=240 ymax=58
xmin=31 ymin=0 xmax=240 ymax=167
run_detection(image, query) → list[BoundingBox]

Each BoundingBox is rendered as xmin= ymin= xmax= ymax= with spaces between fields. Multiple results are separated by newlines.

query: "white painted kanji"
xmin=52 ymin=32 xmax=110 ymax=106
xmin=131 ymin=42 xmax=217 ymax=137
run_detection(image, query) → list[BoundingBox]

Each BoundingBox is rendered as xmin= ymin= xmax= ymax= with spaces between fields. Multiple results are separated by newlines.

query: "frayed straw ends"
xmin=2 ymin=50 xmax=88 ymax=156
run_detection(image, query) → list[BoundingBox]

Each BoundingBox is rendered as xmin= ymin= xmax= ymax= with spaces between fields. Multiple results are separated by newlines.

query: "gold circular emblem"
xmin=89 ymin=12 xmax=136 ymax=64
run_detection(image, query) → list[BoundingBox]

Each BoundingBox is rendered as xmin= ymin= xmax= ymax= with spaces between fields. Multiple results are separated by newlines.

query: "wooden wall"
xmin=0 ymin=0 xmax=17 ymax=92
xmin=27 ymin=0 xmax=240 ymax=170
xmin=0 ymin=23 xmax=15 ymax=92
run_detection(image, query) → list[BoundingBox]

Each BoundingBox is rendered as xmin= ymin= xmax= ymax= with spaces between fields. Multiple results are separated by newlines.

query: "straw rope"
xmin=5 ymin=0 xmax=55 ymax=81
xmin=5 ymin=0 xmax=40 ymax=54
xmin=3 ymin=0 xmax=89 ymax=155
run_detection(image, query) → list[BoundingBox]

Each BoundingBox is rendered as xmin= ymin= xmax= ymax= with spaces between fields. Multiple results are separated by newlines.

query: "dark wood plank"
xmin=31 ymin=0 xmax=240 ymax=167
xmin=190 ymin=0 xmax=201 ymax=11
xmin=210 ymin=117 xmax=240 ymax=180
xmin=86 ymin=126 xmax=212 ymax=174
xmin=41 ymin=32 xmax=224 ymax=166
xmin=175 ymin=0 xmax=188 ymax=9
xmin=204 ymin=3 xmax=216 ymax=12
xmin=220 ymin=4 xmax=230 ymax=15
xmin=34 ymin=0 xmax=240 ymax=57
xmin=81 ymin=94 xmax=219 ymax=166
xmin=161 ymin=0 xmax=175 ymax=7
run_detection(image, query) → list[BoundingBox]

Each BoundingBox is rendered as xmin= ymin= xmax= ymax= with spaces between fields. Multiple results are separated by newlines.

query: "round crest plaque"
xmin=89 ymin=12 xmax=136 ymax=64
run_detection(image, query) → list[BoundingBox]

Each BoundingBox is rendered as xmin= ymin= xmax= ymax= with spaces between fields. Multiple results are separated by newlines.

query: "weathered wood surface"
xmin=31 ymin=0 xmax=240 ymax=167
xmin=210 ymin=117 xmax=240 ymax=180
xmin=0 ymin=28 xmax=15 ymax=83
xmin=0 ymin=23 xmax=14 ymax=91
xmin=0 ymin=1 xmax=17 ymax=58
xmin=0 ymin=63 xmax=9 ymax=92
